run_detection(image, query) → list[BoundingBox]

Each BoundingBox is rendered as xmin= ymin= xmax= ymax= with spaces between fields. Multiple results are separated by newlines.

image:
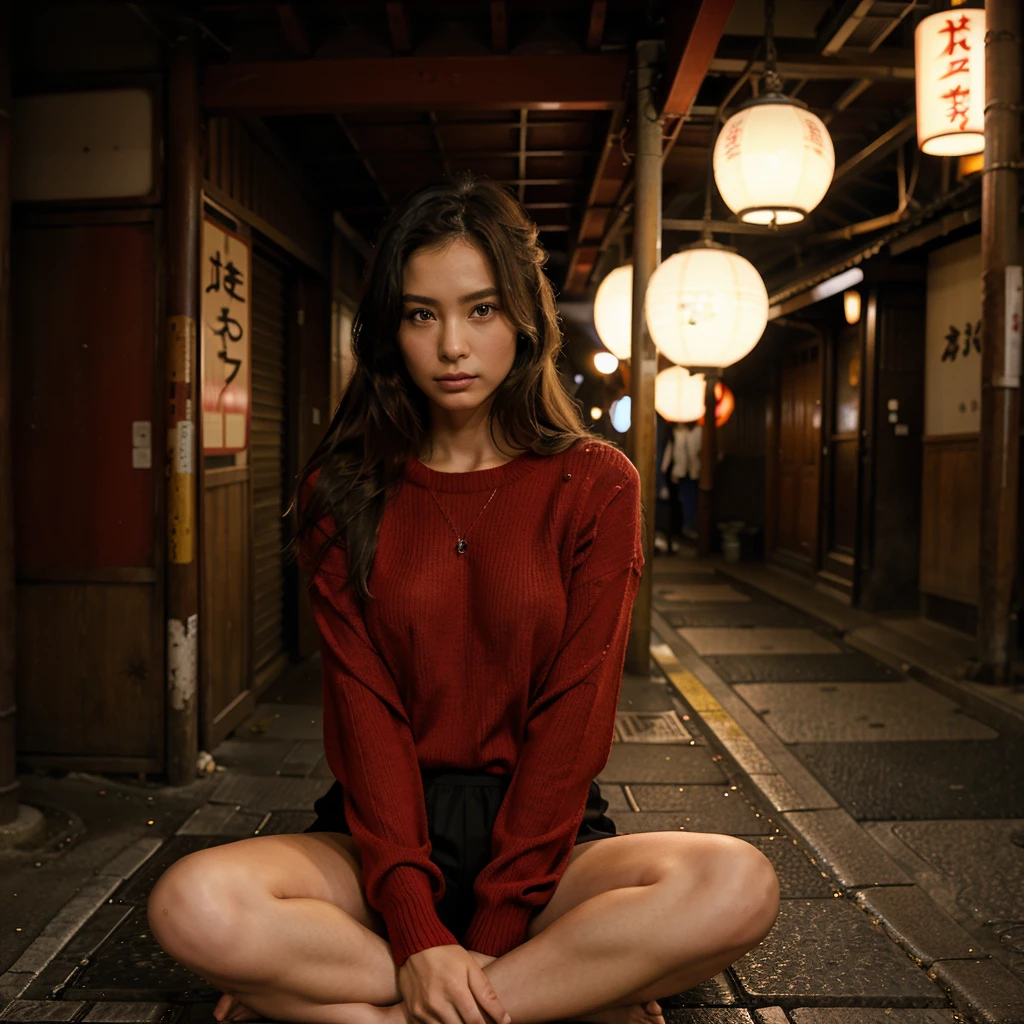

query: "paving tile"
xmin=598 ymin=745 xmax=728 ymax=785
xmin=280 ymin=740 xmax=325 ymax=777
xmin=735 ymin=682 xmax=998 ymax=743
xmin=614 ymin=801 xmax=771 ymax=836
xmin=655 ymin=585 xmax=752 ymax=604
xmin=854 ymin=886 xmax=982 ymax=965
xmin=706 ymin=654 xmax=902 ymax=683
xmin=792 ymin=741 xmax=1024 ymax=820
xmin=616 ymin=710 xmax=692 ymax=743
xmin=660 ymin=973 xmax=738 ymax=1007
xmin=310 ymin=755 xmax=334 ymax=779
xmin=730 ymin=899 xmax=945 ymax=1006
xmin=208 ymin=738 xmax=296 ymax=775
xmin=930 ymin=957 xmax=1024 ymax=1024
xmin=61 ymin=904 xmax=134 ymax=959
xmin=619 ymin=680 xmax=681 ymax=711
xmin=0 ymin=1001 xmax=87 ymax=1022
xmin=0 ymin=976 xmax=34 ymax=1005
xmin=67 ymin=908 xmax=216 ymax=1002
xmin=789 ymin=1011 xmax=959 ymax=1024
xmin=663 ymin=1012 xmax=754 ymax=1024
xmin=747 ymin=774 xmax=837 ymax=813
xmin=750 ymin=1009 xmax=789 ymax=1024
xmin=18 ymin=958 xmax=85 ymax=1001
xmin=83 ymin=1003 xmax=173 ymax=1022
xmin=599 ymin=784 xmax=631 ymax=814
xmin=628 ymin=784 xmax=769 ymax=830
xmin=207 ymin=774 xmax=328 ymax=813
xmin=665 ymin=605 xmax=813 ymax=629
xmin=238 ymin=704 xmax=322 ymax=741
xmin=174 ymin=804 xmax=264 ymax=837
xmin=254 ymin=810 xmax=318 ymax=835
xmin=739 ymin=837 xmax=839 ymax=898
xmin=679 ymin=629 xmax=842 ymax=657
xmin=781 ymin=810 xmax=911 ymax=888
xmin=890 ymin=820 xmax=1024 ymax=924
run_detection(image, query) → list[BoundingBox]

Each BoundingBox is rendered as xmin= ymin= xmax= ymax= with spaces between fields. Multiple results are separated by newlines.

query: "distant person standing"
xmin=660 ymin=420 xmax=702 ymax=544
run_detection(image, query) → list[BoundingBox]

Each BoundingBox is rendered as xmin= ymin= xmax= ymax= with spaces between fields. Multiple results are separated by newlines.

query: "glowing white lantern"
xmin=645 ymin=244 xmax=769 ymax=368
xmin=843 ymin=289 xmax=861 ymax=325
xmin=655 ymin=366 xmax=706 ymax=423
xmin=593 ymin=264 xmax=633 ymax=360
xmin=593 ymin=351 xmax=619 ymax=375
xmin=609 ymin=395 xmax=631 ymax=433
xmin=589 ymin=406 xmax=603 ymax=420
xmin=915 ymin=8 xmax=986 ymax=156
xmin=713 ymin=99 xmax=834 ymax=225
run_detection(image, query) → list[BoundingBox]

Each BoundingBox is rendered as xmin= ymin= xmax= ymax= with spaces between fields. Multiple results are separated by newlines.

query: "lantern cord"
xmin=762 ymin=0 xmax=783 ymax=95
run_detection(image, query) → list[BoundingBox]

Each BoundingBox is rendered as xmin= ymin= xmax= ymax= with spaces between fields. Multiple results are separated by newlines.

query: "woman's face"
xmin=398 ymin=236 xmax=517 ymax=418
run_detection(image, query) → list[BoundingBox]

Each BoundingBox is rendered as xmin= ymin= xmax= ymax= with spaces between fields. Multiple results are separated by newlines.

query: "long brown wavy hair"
xmin=291 ymin=175 xmax=618 ymax=602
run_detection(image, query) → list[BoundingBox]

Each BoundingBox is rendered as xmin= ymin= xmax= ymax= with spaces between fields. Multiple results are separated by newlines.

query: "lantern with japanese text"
xmin=593 ymin=264 xmax=633 ymax=360
xmin=645 ymin=243 xmax=769 ymax=369
xmin=915 ymin=7 xmax=986 ymax=156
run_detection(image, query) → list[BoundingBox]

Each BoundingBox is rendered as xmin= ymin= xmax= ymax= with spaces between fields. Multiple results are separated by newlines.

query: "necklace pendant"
xmin=456 ymin=539 xmax=467 ymax=555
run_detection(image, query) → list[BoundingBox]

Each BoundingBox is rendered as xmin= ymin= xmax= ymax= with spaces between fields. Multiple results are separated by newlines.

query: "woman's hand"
xmin=398 ymin=945 xmax=511 ymax=1024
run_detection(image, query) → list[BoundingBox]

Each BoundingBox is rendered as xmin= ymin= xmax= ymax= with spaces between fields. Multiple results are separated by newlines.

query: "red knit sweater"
xmin=300 ymin=437 xmax=644 ymax=967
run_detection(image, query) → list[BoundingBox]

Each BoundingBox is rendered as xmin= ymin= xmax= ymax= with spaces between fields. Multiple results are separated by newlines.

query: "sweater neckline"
xmin=404 ymin=448 xmax=543 ymax=493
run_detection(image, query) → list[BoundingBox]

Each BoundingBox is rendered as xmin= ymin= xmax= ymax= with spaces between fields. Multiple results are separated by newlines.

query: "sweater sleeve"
xmin=460 ymin=463 xmax=644 ymax=957
xmin=301 ymin=505 xmax=461 ymax=968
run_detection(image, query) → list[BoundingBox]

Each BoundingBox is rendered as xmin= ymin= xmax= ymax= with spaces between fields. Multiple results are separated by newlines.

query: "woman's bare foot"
xmin=573 ymin=1000 xmax=665 ymax=1024
xmin=212 ymin=993 xmax=264 ymax=1022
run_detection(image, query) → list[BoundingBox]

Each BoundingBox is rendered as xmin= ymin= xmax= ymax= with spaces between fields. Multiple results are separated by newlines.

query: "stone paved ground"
xmin=1 ymin=553 xmax=1022 ymax=1024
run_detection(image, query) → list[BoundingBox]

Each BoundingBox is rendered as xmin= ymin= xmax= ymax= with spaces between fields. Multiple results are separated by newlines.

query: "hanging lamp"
xmin=712 ymin=0 xmax=835 ymax=226
xmin=592 ymin=263 xmax=633 ymax=361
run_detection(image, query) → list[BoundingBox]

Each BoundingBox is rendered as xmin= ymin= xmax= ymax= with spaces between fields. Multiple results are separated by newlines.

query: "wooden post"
xmin=697 ymin=373 xmax=719 ymax=556
xmin=625 ymin=39 xmax=663 ymax=677
xmin=166 ymin=29 xmax=201 ymax=783
xmin=977 ymin=0 xmax=1021 ymax=683
xmin=0 ymin=0 xmax=15 ymax=826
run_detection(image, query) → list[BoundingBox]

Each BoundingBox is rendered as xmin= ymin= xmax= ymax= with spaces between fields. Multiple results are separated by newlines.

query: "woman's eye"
xmin=472 ymin=304 xmax=494 ymax=317
xmin=409 ymin=308 xmax=434 ymax=322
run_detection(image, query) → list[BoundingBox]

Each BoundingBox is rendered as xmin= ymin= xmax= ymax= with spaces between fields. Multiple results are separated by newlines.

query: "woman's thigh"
xmin=152 ymin=830 xmax=387 ymax=940
xmin=524 ymin=831 xmax=744 ymax=940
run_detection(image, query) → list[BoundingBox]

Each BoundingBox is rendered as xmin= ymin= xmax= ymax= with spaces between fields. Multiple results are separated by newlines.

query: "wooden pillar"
xmin=625 ymin=39 xmax=663 ymax=677
xmin=697 ymin=373 xmax=719 ymax=556
xmin=977 ymin=0 xmax=1021 ymax=682
xmin=165 ymin=29 xmax=201 ymax=784
xmin=0 ymin=0 xmax=15 ymax=826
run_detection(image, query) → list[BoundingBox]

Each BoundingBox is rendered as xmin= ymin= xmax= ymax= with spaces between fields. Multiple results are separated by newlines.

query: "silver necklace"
xmin=426 ymin=486 xmax=499 ymax=555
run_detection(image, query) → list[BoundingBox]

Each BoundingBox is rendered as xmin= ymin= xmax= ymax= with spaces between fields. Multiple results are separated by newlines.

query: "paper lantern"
xmin=713 ymin=98 xmax=834 ymax=225
xmin=593 ymin=264 xmax=633 ymax=360
xmin=915 ymin=8 xmax=986 ymax=156
xmin=593 ymin=351 xmax=619 ymax=375
xmin=843 ymin=289 xmax=861 ymax=325
xmin=697 ymin=381 xmax=736 ymax=429
xmin=645 ymin=245 xmax=769 ymax=368
xmin=655 ymin=366 xmax=706 ymax=423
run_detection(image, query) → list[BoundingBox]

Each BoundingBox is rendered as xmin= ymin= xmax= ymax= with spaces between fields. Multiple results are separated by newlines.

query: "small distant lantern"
xmin=914 ymin=7 xmax=986 ymax=156
xmin=697 ymin=381 xmax=736 ymax=429
xmin=655 ymin=366 xmax=706 ymax=423
xmin=645 ymin=243 xmax=769 ymax=369
xmin=589 ymin=406 xmax=603 ymax=421
xmin=593 ymin=351 xmax=619 ymax=375
xmin=610 ymin=395 xmax=631 ymax=433
xmin=593 ymin=264 xmax=633 ymax=361
xmin=843 ymin=289 xmax=862 ymax=325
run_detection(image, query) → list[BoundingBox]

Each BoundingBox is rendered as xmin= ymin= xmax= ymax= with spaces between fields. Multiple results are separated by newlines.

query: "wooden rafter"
xmin=336 ymin=115 xmax=390 ymax=206
xmin=203 ymin=55 xmax=629 ymax=113
xmin=491 ymin=1 xmax=508 ymax=53
xmin=586 ymin=1 xmax=607 ymax=51
xmin=517 ymin=110 xmax=528 ymax=202
xmin=386 ymin=2 xmax=411 ymax=55
xmin=427 ymin=110 xmax=452 ymax=179
xmin=663 ymin=0 xmax=737 ymax=117
xmin=275 ymin=4 xmax=311 ymax=57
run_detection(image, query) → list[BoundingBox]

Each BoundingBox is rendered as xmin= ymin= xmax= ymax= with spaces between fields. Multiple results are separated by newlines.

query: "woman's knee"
xmin=147 ymin=848 xmax=266 ymax=982
xmin=710 ymin=836 xmax=780 ymax=949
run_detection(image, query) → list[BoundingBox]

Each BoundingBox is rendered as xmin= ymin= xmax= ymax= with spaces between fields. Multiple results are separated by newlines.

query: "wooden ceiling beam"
xmin=203 ymin=55 xmax=629 ymax=113
xmin=662 ymin=0 xmax=737 ymax=117
xmin=275 ymin=4 xmax=311 ymax=57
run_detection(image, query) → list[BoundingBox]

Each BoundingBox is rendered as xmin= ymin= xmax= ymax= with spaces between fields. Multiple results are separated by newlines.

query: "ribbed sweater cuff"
xmin=377 ymin=867 xmax=461 ymax=968
xmin=460 ymin=902 xmax=535 ymax=958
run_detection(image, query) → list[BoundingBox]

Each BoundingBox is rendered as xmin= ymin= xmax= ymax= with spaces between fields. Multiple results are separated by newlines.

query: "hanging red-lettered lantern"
xmin=697 ymin=381 xmax=736 ymax=429
xmin=914 ymin=7 xmax=986 ymax=156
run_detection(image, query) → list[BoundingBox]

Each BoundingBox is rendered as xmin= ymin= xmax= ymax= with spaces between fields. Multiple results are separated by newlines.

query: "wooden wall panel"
xmin=920 ymin=436 xmax=979 ymax=603
xmin=201 ymin=472 xmax=251 ymax=748
xmin=16 ymin=583 xmax=160 ymax=758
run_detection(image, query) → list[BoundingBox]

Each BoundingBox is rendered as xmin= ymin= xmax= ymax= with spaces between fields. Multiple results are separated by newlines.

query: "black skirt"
xmin=304 ymin=768 xmax=617 ymax=941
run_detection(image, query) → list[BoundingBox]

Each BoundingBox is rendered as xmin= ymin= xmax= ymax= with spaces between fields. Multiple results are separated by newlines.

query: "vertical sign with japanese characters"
xmin=914 ymin=8 xmax=986 ymax=156
xmin=201 ymin=214 xmax=251 ymax=454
